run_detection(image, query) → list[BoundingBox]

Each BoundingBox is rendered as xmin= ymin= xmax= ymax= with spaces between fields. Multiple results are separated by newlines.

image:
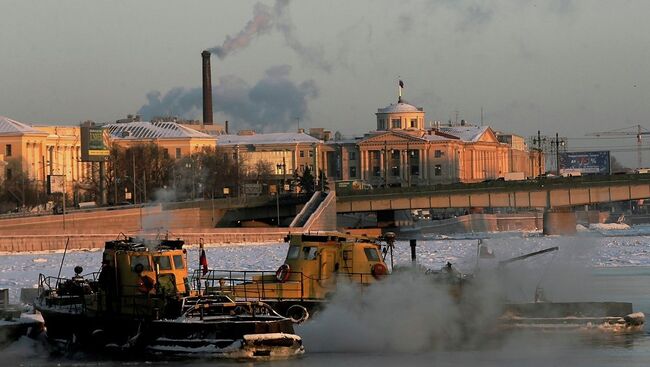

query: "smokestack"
xmin=201 ymin=50 xmax=213 ymax=125
xmin=225 ymin=120 xmax=229 ymax=134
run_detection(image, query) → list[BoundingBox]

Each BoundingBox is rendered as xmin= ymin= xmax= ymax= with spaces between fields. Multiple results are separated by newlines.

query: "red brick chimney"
xmin=201 ymin=50 xmax=213 ymax=125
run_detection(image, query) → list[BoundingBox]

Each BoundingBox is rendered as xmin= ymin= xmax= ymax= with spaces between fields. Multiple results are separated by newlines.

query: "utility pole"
xmin=555 ymin=132 xmax=560 ymax=176
xmin=537 ymin=130 xmax=542 ymax=177
xmin=132 ymin=153 xmax=136 ymax=204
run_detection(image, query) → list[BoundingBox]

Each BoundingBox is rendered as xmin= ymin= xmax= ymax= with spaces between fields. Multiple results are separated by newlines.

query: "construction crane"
xmin=586 ymin=125 xmax=650 ymax=169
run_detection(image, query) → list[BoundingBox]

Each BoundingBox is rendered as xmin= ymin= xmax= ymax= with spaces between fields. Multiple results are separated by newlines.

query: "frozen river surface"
xmin=3 ymin=228 xmax=650 ymax=366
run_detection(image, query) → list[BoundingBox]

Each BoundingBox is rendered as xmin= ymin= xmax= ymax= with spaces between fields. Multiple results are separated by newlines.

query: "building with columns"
xmin=0 ymin=116 xmax=94 ymax=186
xmin=323 ymin=96 xmax=543 ymax=186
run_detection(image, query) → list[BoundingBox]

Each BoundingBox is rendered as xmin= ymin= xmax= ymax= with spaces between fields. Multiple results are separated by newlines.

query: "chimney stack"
xmin=225 ymin=120 xmax=229 ymax=134
xmin=201 ymin=50 xmax=213 ymax=125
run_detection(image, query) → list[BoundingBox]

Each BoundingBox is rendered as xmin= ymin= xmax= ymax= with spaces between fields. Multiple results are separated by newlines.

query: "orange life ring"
xmin=276 ymin=264 xmax=291 ymax=282
xmin=371 ymin=263 xmax=387 ymax=279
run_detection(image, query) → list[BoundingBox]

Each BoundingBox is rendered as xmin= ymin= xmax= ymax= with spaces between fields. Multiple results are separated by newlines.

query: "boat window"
xmin=131 ymin=255 xmax=151 ymax=271
xmin=364 ymin=247 xmax=380 ymax=262
xmin=302 ymin=246 xmax=319 ymax=260
xmin=173 ymin=255 xmax=185 ymax=269
xmin=286 ymin=246 xmax=300 ymax=260
xmin=154 ymin=256 xmax=173 ymax=271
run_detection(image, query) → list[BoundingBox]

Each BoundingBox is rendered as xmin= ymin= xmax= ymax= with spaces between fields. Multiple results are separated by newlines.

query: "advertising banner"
xmin=81 ymin=124 xmax=110 ymax=162
xmin=559 ymin=151 xmax=610 ymax=175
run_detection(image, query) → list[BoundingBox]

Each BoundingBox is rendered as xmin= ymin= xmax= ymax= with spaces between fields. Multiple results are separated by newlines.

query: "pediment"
xmin=477 ymin=128 xmax=499 ymax=143
xmin=359 ymin=131 xmax=424 ymax=145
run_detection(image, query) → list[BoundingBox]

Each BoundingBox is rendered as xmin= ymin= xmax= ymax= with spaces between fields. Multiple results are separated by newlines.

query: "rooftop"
xmin=217 ymin=132 xmax=322 ymax=146
xmin=0 ymin=116 xmax=48 ymax=136
xmin=105 ymin=121 xmax=212 ymax=140
xmin=377 ymin=101 xmax=424 ymax=114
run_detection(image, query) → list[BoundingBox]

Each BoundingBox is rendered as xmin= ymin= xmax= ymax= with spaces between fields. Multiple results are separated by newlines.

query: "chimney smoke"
xmin=201 ymin=50 xmax=213 ymax=125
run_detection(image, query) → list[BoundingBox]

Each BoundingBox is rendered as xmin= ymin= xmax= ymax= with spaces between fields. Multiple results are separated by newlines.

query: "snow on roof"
xmin=437 ymin=125 xmax=490 ymax=142
xmin=377 ymin=101 xmax=423 ymax=114
xmin=217 ymin=132 xmax=321 ymax=146
xmin=0 ymin=116 xmax=48 ymax=135
xmin=105 ymin=121 xmax=211 ymax=140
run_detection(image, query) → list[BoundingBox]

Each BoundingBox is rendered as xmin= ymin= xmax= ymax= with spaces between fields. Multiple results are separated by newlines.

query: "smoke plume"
xmin=137 ymin=65 xmax=318 ymax=132
xmin=208 ymin=0 xmax=331 ymax=72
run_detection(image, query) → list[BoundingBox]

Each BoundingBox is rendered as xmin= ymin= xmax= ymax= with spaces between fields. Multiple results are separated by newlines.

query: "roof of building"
xmin=437 ymin=125 xmax=490 ymax=142
xmin=0 ymin=116 xmax=48 ymax=136
xmin=105 ymin=121 xmax=212 ymax=140
xmin=377 ymin=101 xmax=424 ymax=114
xmin=217 ymin=132 xmax=322 ymax=146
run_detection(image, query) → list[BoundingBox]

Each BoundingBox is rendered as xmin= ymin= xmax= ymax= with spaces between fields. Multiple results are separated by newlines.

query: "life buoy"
xmin=276 ymin=264 xmax=291 ymax=282
xmin=371 ymin=263 xmax=388 ymax=279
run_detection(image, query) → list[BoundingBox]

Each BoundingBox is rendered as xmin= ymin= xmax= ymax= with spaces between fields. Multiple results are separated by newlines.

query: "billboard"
xmin=559 ymin=151 xmax=610 ymax=175
xmin=81 ymin=124 xmax=110 ymax=162
xmin=47 ymin=175 xmax=65 ymax=194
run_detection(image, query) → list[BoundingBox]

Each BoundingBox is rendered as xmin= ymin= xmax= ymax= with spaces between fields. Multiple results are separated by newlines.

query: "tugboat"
xmin=199 ymin=230 xmax=395 ymax=320
xmin=34 ymin=235 xmax=304 ymax=360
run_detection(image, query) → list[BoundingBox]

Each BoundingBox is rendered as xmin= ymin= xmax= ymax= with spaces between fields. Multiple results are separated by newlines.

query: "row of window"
xmin=349 ymin=164 xmax=444 ymax=179
xmin=378 ymin=118 xmax=420 ymax=130
xmin=299 ymin=150 xmax=315 ymax=158
xmin=349 ymin=150 xmax=443 ymax=160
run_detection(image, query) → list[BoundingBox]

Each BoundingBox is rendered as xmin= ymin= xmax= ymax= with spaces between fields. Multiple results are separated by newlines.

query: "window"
xmin=379 ymin=119 xmax=386 ymax=129
xmin=300 ymin=150 xmax=305 ymax=158
xmin=175 ymin=148 xmax=182 ymax=159
xmin=173 ymin=255 xmax=185 ymax=269
xmin=364 ymin=247 xmax=380 ymax=262
xmin=391 ymin=166 xmax=400 ymax=176
xmin=309 ymin=164 xmax=313 ymax=171
xmin=300 ymin=164 xmax=305 ymax=172
xmin=435 ymin=150 xmax=442 ymax=158
xmin=302 ymin=246 xmax=318 ymax=260
xmin=411 ymin=165 xmax=420 ymax=176
xmin=349 ymin=166 xmax=357 ymax=177
xmin=391 ymin=119 xmax=401 ymax=129
xmin=131 ymin=255 xmax=151 ymax=271
xmin=348 ymin=151 xmax=356 ymax=160
xmin=286 ymin=246 xmax=300 ymax=260
xmin=153 ymin=256 xmax=172 ymax=271
xmin=410 ymin=119 xmax=418 ymax=128
xmin=309 ymin=150 xmax=314 ymax=158
xmin=6 ymin=168 xmax=12 ymax=180
xmin=163 ymin=148 xmax=169 ymax=158
xmin=5 ymin=144 xmax=11 ymax=157
xmin=434 ymin=165 xmax=442 ymax=176
xmin=373 ymin=166 xmax=381 ymax=176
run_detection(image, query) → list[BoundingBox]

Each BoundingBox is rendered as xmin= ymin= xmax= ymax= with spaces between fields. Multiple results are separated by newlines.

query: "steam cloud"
xmin=137 ymin=65 xmax=318 ymax=132
xmin=208 ymin=0 xmax=332 ymax=72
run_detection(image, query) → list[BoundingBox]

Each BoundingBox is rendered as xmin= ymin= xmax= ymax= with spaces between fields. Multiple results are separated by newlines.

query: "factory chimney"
xmin=201 ymin=50 xmax=213 ymax=125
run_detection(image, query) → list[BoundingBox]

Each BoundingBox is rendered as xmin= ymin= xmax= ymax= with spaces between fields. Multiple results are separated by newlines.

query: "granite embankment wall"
xmin=405 ymin=213 xmax=544 ymax=235
xmin=0 ymin=205 xmax=292 ymax=252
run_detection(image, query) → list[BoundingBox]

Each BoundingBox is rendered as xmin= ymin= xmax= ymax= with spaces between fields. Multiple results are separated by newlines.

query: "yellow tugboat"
xmin=199 ymin=231 xmax=394 ymax=321
xmin=34 ymin=235 xmax=304 ymax=360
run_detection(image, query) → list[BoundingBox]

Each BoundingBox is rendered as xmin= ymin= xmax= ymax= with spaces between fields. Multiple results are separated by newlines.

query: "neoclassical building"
xmin=323 ymin=97 xmax=542 ymax=186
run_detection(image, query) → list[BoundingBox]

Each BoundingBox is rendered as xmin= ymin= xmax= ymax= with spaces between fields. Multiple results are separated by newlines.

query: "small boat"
xmin=199 ymin=230 xmax=395 ymax=320
xmin=33 ymin=235 xmax=303 ymax=360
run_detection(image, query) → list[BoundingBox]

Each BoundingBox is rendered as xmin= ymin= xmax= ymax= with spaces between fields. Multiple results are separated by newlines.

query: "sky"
xmin=1 ymin=0 xmax=650 ymax=166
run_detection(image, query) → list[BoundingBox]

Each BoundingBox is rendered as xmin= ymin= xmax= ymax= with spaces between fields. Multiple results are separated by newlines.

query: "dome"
xmin=377 ymin=101 xmax=422 ymax=114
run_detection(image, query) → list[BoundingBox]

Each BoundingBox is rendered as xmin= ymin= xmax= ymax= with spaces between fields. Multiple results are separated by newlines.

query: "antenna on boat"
xmin=55 ymin=237 xmax=71 ymax=289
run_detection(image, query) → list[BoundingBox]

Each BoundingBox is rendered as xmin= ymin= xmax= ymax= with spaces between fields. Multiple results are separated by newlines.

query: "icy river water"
xmin=4 ymin=229 xmax=650 ymax=366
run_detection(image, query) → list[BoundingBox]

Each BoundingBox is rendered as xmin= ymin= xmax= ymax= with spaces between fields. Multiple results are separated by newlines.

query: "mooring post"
xmin=410 ymin=239 xmax=417 ymax=264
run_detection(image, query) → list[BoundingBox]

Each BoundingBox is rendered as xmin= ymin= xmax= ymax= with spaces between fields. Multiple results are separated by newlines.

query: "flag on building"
xmin=399 ymin=80 xmax=404 ymax=88
xmin=199 ymin=247 xmax=208 ymax=275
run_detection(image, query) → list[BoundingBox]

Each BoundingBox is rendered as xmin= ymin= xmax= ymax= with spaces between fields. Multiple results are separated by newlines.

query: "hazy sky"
xmin=2 ymin=0 xmax=650 ymax=165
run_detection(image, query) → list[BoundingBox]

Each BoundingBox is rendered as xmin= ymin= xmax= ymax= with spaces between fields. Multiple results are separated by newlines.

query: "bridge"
xmin=335 ymin=174 xmax=650 ymax=234
xmin=336 ymin=174 xmax=650 ymax=212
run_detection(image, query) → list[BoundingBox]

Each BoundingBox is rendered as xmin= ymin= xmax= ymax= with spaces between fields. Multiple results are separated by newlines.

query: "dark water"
xmin=6 ymin=267 xmax=650 ymax=367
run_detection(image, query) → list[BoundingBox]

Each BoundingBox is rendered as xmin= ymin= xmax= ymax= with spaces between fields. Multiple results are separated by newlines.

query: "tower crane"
xmin=585 ymin=125 xmax=650 ymax=169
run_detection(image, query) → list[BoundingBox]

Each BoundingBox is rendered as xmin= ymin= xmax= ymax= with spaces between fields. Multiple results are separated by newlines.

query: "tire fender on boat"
xmin=371 ymin=263 xmax=387 ymax=279
xmin=286 ymin=304 xmax=309 ymax=324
